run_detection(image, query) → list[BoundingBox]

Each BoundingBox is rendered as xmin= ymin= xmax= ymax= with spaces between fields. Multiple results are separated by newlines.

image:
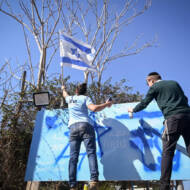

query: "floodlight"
xmin=33 ymin=92 xmax=50 ymax=107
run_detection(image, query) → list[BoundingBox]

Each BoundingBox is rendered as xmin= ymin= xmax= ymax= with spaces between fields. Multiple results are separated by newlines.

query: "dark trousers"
xmin=160 ymin=113 xmax=190 ymax=190
xmin=69 ymin=122 xmax=99 ymax=188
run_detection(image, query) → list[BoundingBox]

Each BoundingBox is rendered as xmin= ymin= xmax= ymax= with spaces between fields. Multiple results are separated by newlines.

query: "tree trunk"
xmin=37 ymin=47 xmax=47 ymax=89
xmin=13 ymin=71 xmax=27 ymax=130
xmin=84 ymin=71 xmax=89 ymax=84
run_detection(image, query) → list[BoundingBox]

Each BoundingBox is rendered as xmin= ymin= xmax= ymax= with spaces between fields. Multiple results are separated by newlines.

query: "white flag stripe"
xmin=62 ymin=62 xmax=96 ymax=72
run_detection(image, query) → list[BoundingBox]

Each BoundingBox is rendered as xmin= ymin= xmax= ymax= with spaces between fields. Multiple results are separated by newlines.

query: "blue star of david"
xmin=54 ymin=112 xmax=111 ymax=171
xmin=71 ymin=48 xmax=80 ymax=58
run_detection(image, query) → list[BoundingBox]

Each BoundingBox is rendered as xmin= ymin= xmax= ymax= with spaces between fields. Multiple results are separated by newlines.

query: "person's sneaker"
xmin=89 ymin=181 xmax=98 ymax=190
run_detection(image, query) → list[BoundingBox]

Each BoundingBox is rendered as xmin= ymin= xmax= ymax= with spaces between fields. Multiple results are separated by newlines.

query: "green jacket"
xmin=133 ymin=80 xmax=190 ymax=119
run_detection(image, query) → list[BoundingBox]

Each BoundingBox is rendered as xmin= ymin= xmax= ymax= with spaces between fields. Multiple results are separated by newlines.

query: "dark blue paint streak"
xmin=130 ymin=119 xmax=182 ymax=171
xmin=54 ymin=143 xmax=70 ymax=165
xmin=116 ymin=111 xmax=163 ymax=119
xmin=46 ymin=115 xmax=60 ymax=130
xmin=78 ymin=153 xmax=87 ymax=170
xmin=130 ymin=127 xmax=157 ymax=171
xmin=54 ymin=111 xmax=111 ymax=171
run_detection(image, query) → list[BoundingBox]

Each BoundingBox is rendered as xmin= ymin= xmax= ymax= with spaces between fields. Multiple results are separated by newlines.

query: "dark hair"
xmin=76 ymin=83 xmax=87 ymax=95
xmin=147 ymin=72 xmax=162 ymax=80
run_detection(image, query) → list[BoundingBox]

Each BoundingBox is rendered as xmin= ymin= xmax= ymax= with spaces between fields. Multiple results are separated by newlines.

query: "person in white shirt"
xmin=62 ymin=83 xmax=112 ymax=190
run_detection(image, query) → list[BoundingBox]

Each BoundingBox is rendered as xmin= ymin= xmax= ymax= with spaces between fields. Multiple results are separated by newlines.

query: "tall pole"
xmin=60 ymin=62 xmax=64 ymax=107
xmin=61 ymin=62 xmax=64 ymax=85
xmin=13 ymin=70 xmax=27 ymax=130
xmin=176 ymin=180 xmax=184 ymax=190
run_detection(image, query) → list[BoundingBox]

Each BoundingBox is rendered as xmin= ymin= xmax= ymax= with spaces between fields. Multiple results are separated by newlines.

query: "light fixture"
xmin=33 ymin=92 xmax=50 ymax=107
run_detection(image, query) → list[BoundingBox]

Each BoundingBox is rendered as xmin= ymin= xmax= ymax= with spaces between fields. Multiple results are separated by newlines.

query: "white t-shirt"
xmin=66 ymin=95 xmax=93 ymax=127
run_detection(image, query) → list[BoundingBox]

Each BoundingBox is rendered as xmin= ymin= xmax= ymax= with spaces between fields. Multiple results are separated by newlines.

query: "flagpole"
xmin=60 ymin=62 xmax=64 ymax=107
xmin=60 ymin=62 xmax=64 ymax=85
xmin=59 ymin=30 xmax=64 ymax=86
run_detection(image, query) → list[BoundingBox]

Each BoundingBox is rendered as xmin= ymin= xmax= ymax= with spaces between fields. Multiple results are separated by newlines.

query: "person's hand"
xmin=62 ymin=85 xmax=66 ymax=90
xmin=128 ymin=107 xmax=134 ymax=118
xmin=106 ymin=99 xmax=113 ymax=108
xmin=128 ymin=107 xmax=133 ymax=113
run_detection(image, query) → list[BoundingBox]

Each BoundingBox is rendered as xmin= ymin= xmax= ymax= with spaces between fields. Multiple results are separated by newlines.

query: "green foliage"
xmin=87 ymin=78 xmax=143 ymax=104
xmin=0 ymin=78 xmax=142 ymax=189
xmin=0 ymin=89 xmax=37 ymax=189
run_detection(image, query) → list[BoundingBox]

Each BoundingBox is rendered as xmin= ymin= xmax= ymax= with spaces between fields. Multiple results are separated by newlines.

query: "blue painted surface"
xmin=25 ymin=102 xmax=190 ymax=181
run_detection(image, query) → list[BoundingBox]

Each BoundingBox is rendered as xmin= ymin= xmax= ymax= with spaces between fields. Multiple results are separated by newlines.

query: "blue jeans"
xmin=69 ymin=122 xmax=99 ymax=188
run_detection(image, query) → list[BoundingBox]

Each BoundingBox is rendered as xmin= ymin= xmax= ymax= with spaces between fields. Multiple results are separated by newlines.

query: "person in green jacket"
xmin=128 ymin=72 xmax=190 ymax=190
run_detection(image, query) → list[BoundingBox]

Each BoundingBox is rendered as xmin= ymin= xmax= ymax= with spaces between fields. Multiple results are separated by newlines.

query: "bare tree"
xmin=0 ymin=0 xmax=63 ymax=89
xmin=0 ymin=1 xmax=156 ymax=189
xmin=61 ymin=0 xmax=155 ymax=87
xmin=0 ymin=2 xmax=63 ymax=189
xmin=0 ymin=0 xmax=155 ymax=91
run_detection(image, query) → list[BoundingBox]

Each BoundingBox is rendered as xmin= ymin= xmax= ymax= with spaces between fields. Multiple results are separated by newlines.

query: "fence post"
xmin=26 ymin=181 xmax=40 ymax=190
xmin=176 ymin=180 xmax=184 ymax=190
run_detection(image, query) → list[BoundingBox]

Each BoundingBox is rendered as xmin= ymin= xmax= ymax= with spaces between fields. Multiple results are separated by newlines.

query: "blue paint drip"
xmin=173 ymin=151 xmax=181 ymax=171
xmin=46 ymin=115 xmax=59 ymax=130
xmin=78 ymin=153 xmax=87 ymax=171
xmin=54 ymin=143 xmax=70 ymax=165
xmin=90 ymin=112 xmax=111 ymax=158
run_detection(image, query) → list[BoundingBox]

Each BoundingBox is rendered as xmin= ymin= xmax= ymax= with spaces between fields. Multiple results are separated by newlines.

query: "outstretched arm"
xmin=62 ymin=85 xmax=69 ymax=98
xmin=128 ymin=87 xmax=155 ymax=116
xmin=87 ymin=100 xmax=112 ymax=112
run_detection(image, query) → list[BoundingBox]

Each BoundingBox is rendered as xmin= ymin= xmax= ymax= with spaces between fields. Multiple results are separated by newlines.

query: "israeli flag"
xmin=60 ymin=32 xmax=97 ymax=72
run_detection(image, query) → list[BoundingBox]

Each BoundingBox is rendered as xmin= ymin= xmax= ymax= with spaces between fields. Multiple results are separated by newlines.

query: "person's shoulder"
xmin=77 ymin=95 xmax=92 ymax=104
xmin=77 ymin=95 xmax=89 ymax=100
xmin=156 ymin=80 xmax=181 ymax=89
xmin=161 ymin=79 xmax=177 ymax=82
xmin=78 ymin=95 xmax=87 ymax=98
xmin=163 ymin=80 xmax=179 ymax=85
xmin=164 ymin=80 xmax=176 ymax=82
xmin=156 ymin=80 xmax=176 ymax=84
